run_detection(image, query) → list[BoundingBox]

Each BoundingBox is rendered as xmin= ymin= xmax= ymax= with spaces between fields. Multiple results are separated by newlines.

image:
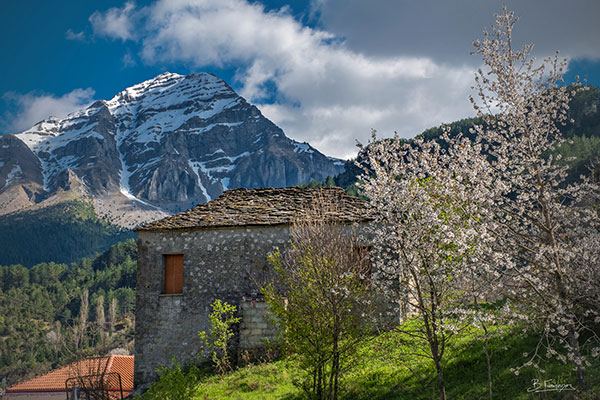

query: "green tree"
xmin=263 ymin=196 xmax=374 ymax=400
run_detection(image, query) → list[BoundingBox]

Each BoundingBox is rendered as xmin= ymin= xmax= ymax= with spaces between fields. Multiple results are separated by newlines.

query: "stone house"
xmin=133 ymin=187 xmax=371 ymax=386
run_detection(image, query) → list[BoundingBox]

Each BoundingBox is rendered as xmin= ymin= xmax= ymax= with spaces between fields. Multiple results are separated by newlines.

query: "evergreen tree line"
xmin=0 ymin=239 xmax=137 ymax=386
xmin=0 ymin=199 xmax=135 ymax=267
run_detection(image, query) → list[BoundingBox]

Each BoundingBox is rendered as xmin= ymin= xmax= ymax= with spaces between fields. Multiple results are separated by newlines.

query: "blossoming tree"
xmin=361 ymin=7 xmax=600 ymax=396
xmin=359 ymin=130 xmax=497 ymax=400
xmin=470 ymin=8 xmax=600 ymax=388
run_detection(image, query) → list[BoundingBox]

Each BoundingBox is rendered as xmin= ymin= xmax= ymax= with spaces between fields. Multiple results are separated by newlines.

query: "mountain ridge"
xmin=0 ymin=72 xmax=344 ymax=227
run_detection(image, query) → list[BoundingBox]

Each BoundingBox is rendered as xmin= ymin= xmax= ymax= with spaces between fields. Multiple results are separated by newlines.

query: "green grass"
xmin=146 ymin=323 xmax=600 ymax=400
xmin=194 ymin=360 xmax=301 ymax=399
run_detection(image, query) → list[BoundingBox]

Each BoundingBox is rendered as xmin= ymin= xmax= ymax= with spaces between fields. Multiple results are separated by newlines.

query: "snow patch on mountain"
xmin=16 ymin=118 xmax=61 ymax=151
xmin=187 ymin=160 xmax=211 ymax=202
xmin=293 ymin=142 xmax=314 ymax=154
xmin=198 ymin=151 xmax=251 ymax=179
xmin=327 ymin=156 xmax=346 ymax=167
xmin=3 ymin=164 xmax=22 ymax=189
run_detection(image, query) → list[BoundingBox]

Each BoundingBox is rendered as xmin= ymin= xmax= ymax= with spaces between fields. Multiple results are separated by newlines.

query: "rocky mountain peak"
xmin=1 ymin=72 xmax=345 ymax=227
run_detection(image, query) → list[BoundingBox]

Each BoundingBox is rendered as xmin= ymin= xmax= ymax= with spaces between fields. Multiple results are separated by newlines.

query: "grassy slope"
xmin=180 ymin=325 xmax=600 ymax=400
xmin=0 ymin=198 xmax=134 ymax=267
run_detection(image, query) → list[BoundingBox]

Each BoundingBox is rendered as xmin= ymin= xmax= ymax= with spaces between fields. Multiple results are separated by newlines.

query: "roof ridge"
xmin=105 ymin=354 xmax=115 ymax=374
xmin=136 ymin=186 xmax=371 ymax=232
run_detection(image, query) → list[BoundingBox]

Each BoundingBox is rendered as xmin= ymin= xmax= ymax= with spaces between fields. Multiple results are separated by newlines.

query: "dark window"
xmin=163 ymin=254 xmax=183 ymax=294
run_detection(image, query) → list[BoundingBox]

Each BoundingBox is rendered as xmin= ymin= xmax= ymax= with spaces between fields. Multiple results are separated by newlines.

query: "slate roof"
xmin=7 ymin=355 xmax=134 ymax=394
xmin=136 ymin=187 xmax=372 ymax=231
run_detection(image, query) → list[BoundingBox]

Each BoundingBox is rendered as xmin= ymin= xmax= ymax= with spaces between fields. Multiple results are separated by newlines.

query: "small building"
xmin=4 ymin=355 xmax=133 ymax=399
xmin=133 ymin=187 xmax=371 ymax=386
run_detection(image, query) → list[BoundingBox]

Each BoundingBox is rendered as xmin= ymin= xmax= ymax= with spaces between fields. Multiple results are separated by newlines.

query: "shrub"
xmin=198 ymin=299 xmax=241 ymax=374
xmin=138 ymin=358 xmax=201 ymax=400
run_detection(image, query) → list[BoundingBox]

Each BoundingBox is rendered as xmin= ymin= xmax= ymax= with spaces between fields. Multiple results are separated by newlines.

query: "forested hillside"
xmin=0 ymin=239 xmax=137 ymax=386
xmin=421 ymin=87 xmax=600 ymax=183
xmin=0 ymin=199 xmax=134 ymax=267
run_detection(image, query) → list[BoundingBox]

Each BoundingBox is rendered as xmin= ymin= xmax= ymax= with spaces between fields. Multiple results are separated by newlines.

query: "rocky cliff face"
xmin=0 ymin=72 xmax=344 ymax=225
xmin=0 ymin=134 xmax=45 ymax=214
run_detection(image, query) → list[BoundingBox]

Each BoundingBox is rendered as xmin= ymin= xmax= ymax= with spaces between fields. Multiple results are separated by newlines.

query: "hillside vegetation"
xmin=0 ymin=199 xmax=134 ymax=267
xmin=141 ymin=323 xmax=600 ymax=400
xmin=0 ymin=239 xmax=137 ymax=385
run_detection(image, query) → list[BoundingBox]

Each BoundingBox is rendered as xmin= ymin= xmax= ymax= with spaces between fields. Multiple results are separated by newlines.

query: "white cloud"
xmin=65 ymin=29 xmax=86 ymax=41
xmin=122 ymin=52 xmax=136 ymax=68
xmin=90 ymin=0 xmax=479 ymax=158
xmin=89 ymin=1 xmax=137 ymax=41
xmin=1 ymin=88 xmax=95 ymax=133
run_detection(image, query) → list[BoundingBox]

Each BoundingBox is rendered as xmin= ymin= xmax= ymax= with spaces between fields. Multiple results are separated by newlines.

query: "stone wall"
xmin=239 ymin=295 xmax=278 ymax=357
xmin=134 ymin=225 xmax=290 ymax=386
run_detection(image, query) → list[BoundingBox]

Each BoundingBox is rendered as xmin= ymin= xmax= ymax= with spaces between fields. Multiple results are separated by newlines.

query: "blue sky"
xmin=1 ymin=0 xmax=599 ymax=158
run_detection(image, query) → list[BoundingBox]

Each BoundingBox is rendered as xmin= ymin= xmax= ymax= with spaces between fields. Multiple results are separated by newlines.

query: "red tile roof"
xmin=7 ymin=355 xmax=134 ymax=394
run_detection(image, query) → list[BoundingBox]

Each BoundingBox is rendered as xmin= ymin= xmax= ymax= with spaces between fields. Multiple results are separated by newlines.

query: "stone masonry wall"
xmin=239 ymin=296 xmax=278 ymax=355
xmin=134 ymin=225 xmax=290 ymax=386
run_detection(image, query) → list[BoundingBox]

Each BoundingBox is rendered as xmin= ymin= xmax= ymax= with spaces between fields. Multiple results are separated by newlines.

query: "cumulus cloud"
xmin=1 ymin=88 xmax=95 ymax=133
xmin=89 ymin=0 xmax=479 ymax=158
xmin=89 ymin=1 xmax=137 ymax=41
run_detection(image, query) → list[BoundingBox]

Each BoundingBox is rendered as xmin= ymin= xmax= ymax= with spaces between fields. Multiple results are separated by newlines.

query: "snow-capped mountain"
xmin=0 ymin=72 xmax=345 ymax=226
